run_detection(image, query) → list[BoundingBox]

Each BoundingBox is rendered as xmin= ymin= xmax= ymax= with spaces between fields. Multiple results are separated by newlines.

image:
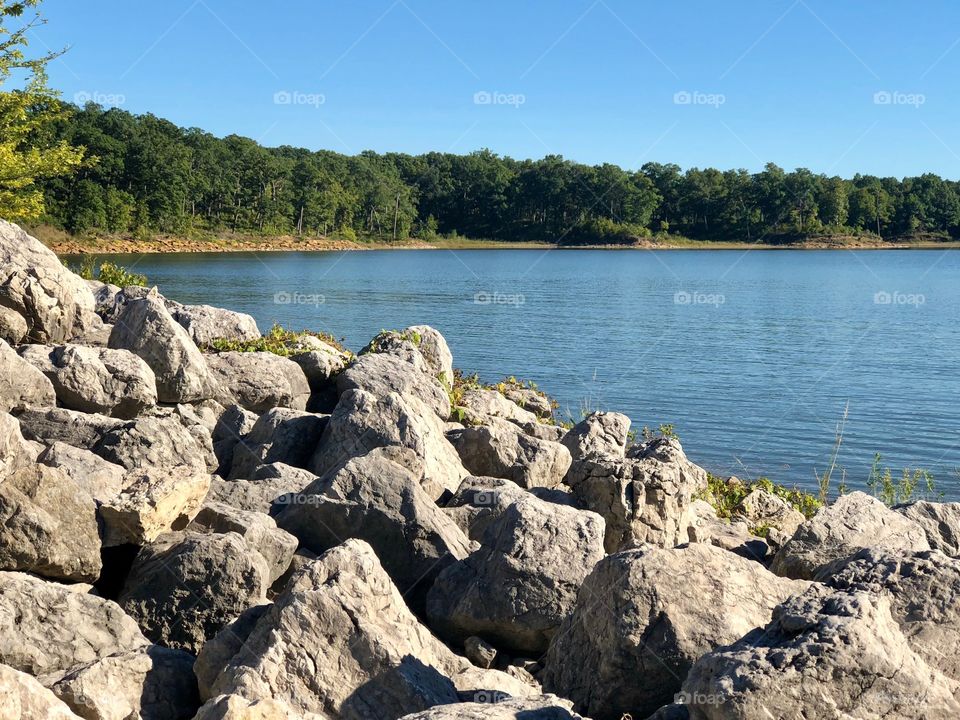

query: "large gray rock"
xmin=561 ymin=411 xmax=630 ymax=461
xmin=678 ymin=585 xmax=960 ymax=719
xmin=0 ymin=304 xmax=28 ymax=344
xmin=205 ymin=351 xmax=310 ymax=414
xmin=771 ymin=491 xmax=930 ymax=580
xmin=108 ymin=289 xmax=214 ymax=403
xmin=896 ymin=500 xmax=960 ymax=555
xmin=211 ymin=404 xmax=258 ymax=477
xmin=0 ymin=571 xmax=148 ymax=684
xmin=404 ymin=325 xmax=453 ymax=381
xmin=427 ymin=494 xmax=606 ymax=656
xmin=19 ymin=344 xmax=157 ymax=418
xmin=338 ymin=349 xmax=451 ymax=419
xmin=51 ymin=645 xmax=200 ymax=720
xmin=119 ymin=531 xmax=270 ymax=654
xmin=14 ymin=406 xmax=123 ymax=450
xmin=276 ymin=446 xmax=471 ymax=613
xmin=189 ymin=502 xmax=297 ymax=584
xmin=310 ymin=389 xmax=467 ymax=501
xmin=0 ymin=465 xmax=101 ymax=582
xmin=0 ymin=411 xmax=35 ymax=480
xmin=0 ymin=338 xmax=56 ymax=412
xmin=566 ymin=436 xmax=708 ymax=553
xmin=168 ymin=302 xmax=260 ymax=346
xmin=0 ymin=220 xmax=98 ymax=343
xmin=227 ymin=407 xmax=326 ymax=480
xmin=99 ymin=465 xmax=211 ymax=546
xmin=93 ymin=413 xmax=214 ymax=472
xmin=206 ymin=470 xmax=313 ymax=515
xmin=822 ymin=547 xmax=960 ymax=683
xmin=0 ymin=664 xmax=84 ymax=720
xmin=448 ymin=418 xmax=572 ymax=490
xmin=38 ymin=441 xmax=126 ymax=503
xmin=398 ymin=696 xmax=586 ymax=720
xmin=198 ymin=540 xmax=534 ymax=717
xmin=456 ymin=387 xmax=539 ymax=428
xmin=540 ymin=543 xmax=807 ymax=720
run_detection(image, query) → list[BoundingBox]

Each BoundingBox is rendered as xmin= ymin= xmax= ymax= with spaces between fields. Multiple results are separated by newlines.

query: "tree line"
xmin=36 ymin=103 xmax=960 ymax=244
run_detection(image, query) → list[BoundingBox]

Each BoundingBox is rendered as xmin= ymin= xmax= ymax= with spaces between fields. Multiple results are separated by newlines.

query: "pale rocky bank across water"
xmin=1 ymin=218 xmax=960 ymax=719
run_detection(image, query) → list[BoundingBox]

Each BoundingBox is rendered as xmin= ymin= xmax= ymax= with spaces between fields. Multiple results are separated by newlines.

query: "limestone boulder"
xmin=310 ymin=389 xmax=467 ymax=501
xmin=198 ymin=540 xmax=534 ymax=717
xmin=119 ymin=531 xmax=270 ymax=654
xmin=0 ymin=338 xmax=56 ymax=412
xmin=0 ymin=464 xmax=101 ymax=582
xmin=99 ymin=465 xmax=211 ymax=547
xmin=896 ymin=500 xmax=960 ymax=555
xmin=448 ymin=418 xmax=572 ymax=490
xmin=540 ymin=543 xmax=807 ymax=720
xmin=770 ymin=491 xmax=930 ymax=580
xmin=276 ymin=446 xmax=471 ymax=613
xmin=0 ymin=220 xmax=98 ymax=343
xmin=205 ymin=351 xmax=310 ymax=414
xmin=0 ymin=664 xmax=84 ymax=720
xmin=0 ymin=571 xmax=147 ymax=684
xmin=566 ymin=436 xmax=708 ymax=553
xmin=108 ymin=290 xmax=215 ymax=403
xmin=337 ymin=349 xmax=450 ymax=419
xmin=19 ymin=343 xmax=157 ymax=418
xmin=38 ymin=441 xmax=126 ymax=502
xmin=51 ymin=645 xmax=200 ymax=720
xmin=168 ymin=302 xmax=260 ymax=345
xmin=678 ymin=585 xmax=960 ymax=719
xmin=189 ymin=502 xmax=298 ymax=584
xmin=427 ymin=495 xmax=606 ymax=656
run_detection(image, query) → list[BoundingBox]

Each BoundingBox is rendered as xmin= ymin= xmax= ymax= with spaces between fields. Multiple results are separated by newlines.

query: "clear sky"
xmin=28 ymin=0 xmax=960 ymax=177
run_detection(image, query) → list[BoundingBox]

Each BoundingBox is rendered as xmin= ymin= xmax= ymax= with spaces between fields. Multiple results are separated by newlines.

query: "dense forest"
xmin=36 ymin=103 xmax=960 ymax=244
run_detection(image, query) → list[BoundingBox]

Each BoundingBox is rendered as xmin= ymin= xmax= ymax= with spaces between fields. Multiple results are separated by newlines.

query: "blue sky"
xmin=28 ymin=0 xmax=960 ymax=177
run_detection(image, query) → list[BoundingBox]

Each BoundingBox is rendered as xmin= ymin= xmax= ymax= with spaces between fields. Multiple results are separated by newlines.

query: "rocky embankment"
xmin=1 ymin=217 xmax=959 ymax=719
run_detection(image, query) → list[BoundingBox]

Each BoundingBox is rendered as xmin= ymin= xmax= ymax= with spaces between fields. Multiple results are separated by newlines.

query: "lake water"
xmin=87 ymin=247 xmax=960 ymax=499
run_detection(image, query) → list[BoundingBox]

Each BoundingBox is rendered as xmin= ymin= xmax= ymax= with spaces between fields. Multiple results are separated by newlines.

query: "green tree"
xmin=0 ymin=0 xmax=83 ymax=220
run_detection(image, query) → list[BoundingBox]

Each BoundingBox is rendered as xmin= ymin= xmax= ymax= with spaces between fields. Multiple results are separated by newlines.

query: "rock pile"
xmin=0 ymin=219 xmax=957 ymax=720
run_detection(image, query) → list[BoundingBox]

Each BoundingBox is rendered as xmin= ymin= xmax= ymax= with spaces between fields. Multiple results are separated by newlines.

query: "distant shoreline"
xmin=37 ymin=228 xmax=960 ymax=255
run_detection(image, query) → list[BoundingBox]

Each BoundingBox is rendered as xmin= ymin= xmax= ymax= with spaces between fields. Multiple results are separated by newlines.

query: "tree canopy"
xmin=38 ymin=103 xmax=960 ymax=244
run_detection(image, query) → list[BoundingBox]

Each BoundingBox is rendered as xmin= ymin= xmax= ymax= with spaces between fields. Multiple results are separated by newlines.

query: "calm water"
xmin=85 ymin=248 xmax=960 ymax=498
